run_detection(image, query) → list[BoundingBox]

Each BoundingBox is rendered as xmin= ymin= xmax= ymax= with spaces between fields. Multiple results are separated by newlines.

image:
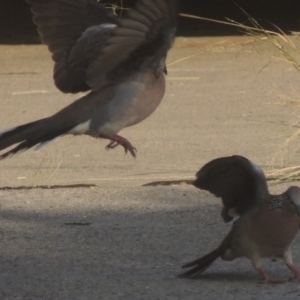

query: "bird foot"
xmin=105 ymin=135 xmax=137 ymax=157
xmin=256 ymin=267 xmax=285 ymax=284
xmin=286 ymin=263 xmax=300 ymax=282
xmin=105 ymin=140 xmax=119 ymax=150
xmin=259 ymin=277 xmax=285 ymax=284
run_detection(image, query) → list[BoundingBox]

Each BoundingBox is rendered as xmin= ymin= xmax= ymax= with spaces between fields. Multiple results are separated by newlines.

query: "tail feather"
xmin=178 ymin=248 xmax=223 ymax=278
xmin=0 ymin=119 xmax=74 ymax=160
xmin=0 ymin=120 xmax=42 ymax=150
xmin=178 ymin=230 xmax=234 ymax=279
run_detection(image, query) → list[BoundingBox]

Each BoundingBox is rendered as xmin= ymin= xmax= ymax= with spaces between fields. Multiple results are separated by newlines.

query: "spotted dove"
xmin=0 ymin=0 xmax=178 ymax=158
xmin=179 ymin=155 xmax=300 ymax=283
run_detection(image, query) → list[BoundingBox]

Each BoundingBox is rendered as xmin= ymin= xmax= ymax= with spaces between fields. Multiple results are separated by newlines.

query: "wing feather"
xmin=194 ymin=155 xmax=269 ymax=222
xmin=87 ymin=0 xmax=179 ymax=91
xmin=26 ymin=0 xmax=119 ymax=93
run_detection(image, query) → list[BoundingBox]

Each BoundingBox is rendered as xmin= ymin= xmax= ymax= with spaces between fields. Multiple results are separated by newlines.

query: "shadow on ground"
xmin=1 ymin=186 xmax=300 ymax=299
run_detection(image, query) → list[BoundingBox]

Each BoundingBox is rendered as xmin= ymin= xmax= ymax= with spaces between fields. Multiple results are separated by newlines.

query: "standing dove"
xmin=0 ymin=0 xmax=179 ymax=159
xmin=179 ymin=155 xmax=300 ymax=283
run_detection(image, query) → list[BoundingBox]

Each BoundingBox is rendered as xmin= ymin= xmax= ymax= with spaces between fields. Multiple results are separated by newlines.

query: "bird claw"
xmin=285 ymin=263 xmax=300 ymax=282
xmin=259 ymin=278 xmax=285 ymax=284
xmin=255 ymin=266 xmax=285 ymax=284
xmin=105 ymin=135 xmax=137 ymax=157
xmin=105 ymin=141 xmax=119 ymax=150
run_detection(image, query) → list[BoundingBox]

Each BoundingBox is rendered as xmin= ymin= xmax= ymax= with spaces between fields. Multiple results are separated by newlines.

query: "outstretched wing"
xmin=87 ymin=0 xmax=179 ymax=91
xmin=26 ymin=0 xmax=119 ymax=93
xmin=194 ymin=155 xmax=269 ymax=222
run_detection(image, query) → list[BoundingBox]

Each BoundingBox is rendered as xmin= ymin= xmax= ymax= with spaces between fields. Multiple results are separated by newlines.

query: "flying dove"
xmin=0 ymin=0 xmax=179 ymax=159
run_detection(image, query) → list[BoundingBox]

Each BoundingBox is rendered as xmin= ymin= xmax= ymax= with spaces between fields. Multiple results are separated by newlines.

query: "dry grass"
xmin=180 ymin=11 xmax=300 ymax=182
xmin=268 ymin=126 xmax=300 ymax=182
xmin=179 ymin=13 xmax=300 ymax=71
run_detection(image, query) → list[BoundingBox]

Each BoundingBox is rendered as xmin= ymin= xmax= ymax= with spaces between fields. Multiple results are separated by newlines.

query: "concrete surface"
xmin=0 ymin=36 xmax=300 ymax=299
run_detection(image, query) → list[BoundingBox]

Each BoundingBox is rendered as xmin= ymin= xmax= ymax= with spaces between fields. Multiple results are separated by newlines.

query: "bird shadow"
xmin=178 ymin=271 xmax=257 ymax=283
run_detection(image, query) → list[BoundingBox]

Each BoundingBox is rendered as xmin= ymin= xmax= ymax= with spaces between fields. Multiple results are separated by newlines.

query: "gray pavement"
xmin=1 ymin=37 xmax=300 ymax=299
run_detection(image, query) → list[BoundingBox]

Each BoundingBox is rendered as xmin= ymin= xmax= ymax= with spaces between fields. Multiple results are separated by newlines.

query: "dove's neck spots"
xmin=269 ymin=196 xmax=283 ymax=211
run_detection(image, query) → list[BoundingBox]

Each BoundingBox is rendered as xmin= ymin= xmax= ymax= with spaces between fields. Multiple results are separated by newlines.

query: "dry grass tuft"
xmin=180 ymin=11 xmax=300 ymax=182
xmin=179 ymin=13 xmax=300 ymax=71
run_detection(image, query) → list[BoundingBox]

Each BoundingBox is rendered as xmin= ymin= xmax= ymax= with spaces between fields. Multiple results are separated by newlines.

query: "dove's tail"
xmin=0 ymin=118 xmax=74 ymax=160
xmin=178 ymin=230 xmax=233 ymax=278
xmin=178 ymin=247 xmax=224 ymax=278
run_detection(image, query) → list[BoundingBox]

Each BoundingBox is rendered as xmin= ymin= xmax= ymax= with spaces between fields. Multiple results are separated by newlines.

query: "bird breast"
xmin=107 ymin=72 xmax=166 ymax=131
xmin=235 ymin=202 xmax=300 ymax=258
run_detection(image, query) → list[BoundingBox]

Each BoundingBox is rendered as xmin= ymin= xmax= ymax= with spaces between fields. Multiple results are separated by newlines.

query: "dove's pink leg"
xmin=104 ymin=135 xmax=137 ymax=157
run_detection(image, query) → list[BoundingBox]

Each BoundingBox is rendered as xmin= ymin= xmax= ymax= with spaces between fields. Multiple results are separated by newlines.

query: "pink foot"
xmin=286 ymin=263 xmax=300 ymax=282
xmin=104 ymin=135 xmax=137 ymax=157
xmin=259 ymin=278 xmax=285 ymax=284
xmin=256 ymin=267 xmax=285 ymax=284
xmin=105 ymin=140 xmax=119 ymax=150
